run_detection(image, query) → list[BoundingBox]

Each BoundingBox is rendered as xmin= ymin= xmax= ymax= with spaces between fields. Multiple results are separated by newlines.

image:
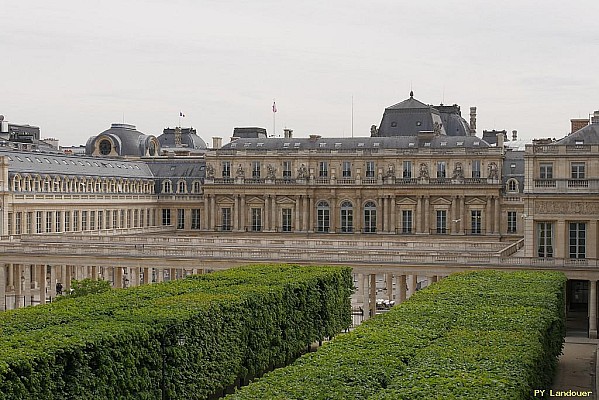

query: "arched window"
xmin=316 ymin=201 xmax=330 ymax=233
xmin=507 ymin=179 xmax=518 ymax=193
xmin=192 ymin=181 xmax=201 ymax=194
xmin=163 ymin=180 xmax=172 ymax=194
xmin=177 ymin=180 xmax=187 ymax=194
xmin=340 ymin=201 xmax=353 ymax=233
xmin=364 ymin=201 xmax=377 ymax=233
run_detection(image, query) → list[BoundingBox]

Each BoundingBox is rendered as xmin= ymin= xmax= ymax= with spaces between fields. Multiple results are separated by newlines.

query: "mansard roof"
xmin=554 ymin=122 xmax=599 ymax=145
xmin=0 ymin=149 xmax=153 ymax=178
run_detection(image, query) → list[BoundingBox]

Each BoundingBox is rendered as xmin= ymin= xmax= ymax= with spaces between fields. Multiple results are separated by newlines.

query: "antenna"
xmin=351 ymin=95 xmax=354 ymax=138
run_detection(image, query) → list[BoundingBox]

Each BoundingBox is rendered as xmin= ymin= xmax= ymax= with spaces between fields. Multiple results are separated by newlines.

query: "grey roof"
xmin=554 ymin=122 xmax=599 ymax=145
xmin=502 ymin=149 xmax=525 ymax=191
xmin=0 ymin=149 xmax=154 ymax=178
xmin=158 ymin=127 xmax=207 ymax=150
xmin=233 ymin=127 xmax=268 ymax=138
xmin=85 ymin=123 xmax=158 ymax=157
xmin=145 ymin=159 xmax=205 ymax=179
xmin=220 ymin=135 xmax=491 ymax=151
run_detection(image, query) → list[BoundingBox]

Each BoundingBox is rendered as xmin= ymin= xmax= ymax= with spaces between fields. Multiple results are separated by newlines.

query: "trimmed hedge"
xmin=0 ymin=264 xmax=352 ymax=399
xmin=227 ymin=270 xmax=566 ymax=400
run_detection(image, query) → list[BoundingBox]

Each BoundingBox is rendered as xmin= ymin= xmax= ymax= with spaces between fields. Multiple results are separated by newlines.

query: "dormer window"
xmin=575 ymin=140 xmax=584 ymax=145
xmin=319 ymin=143 xmax=327 ymax=148
xmin=473 ymin=141 xmax=480 ymax=146
xmin=335 ymin=143 xmax=341 ymax=148
xmin=424 ymin=142 xmax=431 ymax=147
xmin=244 ymin=142 xmax=251 ymax=147
xmin=231 ymin=143 xmax=237 ymax=148
xmin=294 ymin=143 xmax=300 ymax=148
xmin=257 ymin=142 xmax=264 ymax=147
xmin=283 ymin=143 xmax=290 ymax=148
xmin=440 ymin=142 xmax=447 ymax=146
xmin=358 ymin=143 xmax=364 ymax=147
xmin=457 ymin=141 xmax=464 ymax=146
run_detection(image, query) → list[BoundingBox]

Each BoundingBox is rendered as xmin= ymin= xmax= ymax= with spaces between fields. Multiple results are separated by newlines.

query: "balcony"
xmin=532 ymin=179 xmax=599 ymax=193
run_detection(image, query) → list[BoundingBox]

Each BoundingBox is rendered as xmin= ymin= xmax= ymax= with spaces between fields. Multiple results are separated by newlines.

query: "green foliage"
xmin=227 ymin=270 xmax=567 ymax=400
xmin=0 ymin=264 xmax=352 ymax=400
xmin=62 ymin=278 xmax=112 ymax=299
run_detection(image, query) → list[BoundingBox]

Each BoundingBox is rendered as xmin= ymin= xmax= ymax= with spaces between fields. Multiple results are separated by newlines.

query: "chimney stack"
xmin=283 ymin=128 xmax=293 ymax=139
xmin=592 ymin=111 xmax=599 ymax=125
xmin=570 ymin=118 xmax=590 ymax=133
xmin=512 ymin=130 xmax=517 ymax=141
xmin=212 ymin=137 xmax=222 ymax=149
xmin=469 ymin=107 xmax=477 ymax=134
xmin=496 ymin=131 xmax=504 ymax=148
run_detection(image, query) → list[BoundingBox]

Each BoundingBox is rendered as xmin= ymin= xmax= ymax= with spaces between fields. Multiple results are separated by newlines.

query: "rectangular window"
xmin=342 ymin=161 xmax=352 ymax=177
xmin=282 ymin=161 xmax=292 ymax=178
xmin=281 ymin=208 xmax=292 ymax=232
xmin=402 ymin=210 xmax=412 ymax=233
xmin=539 ymin=163 xmax=553 ymax=179
xmin=82 ymin=211 xmax=88 ymax=231
xmin=340 ymin=206 xmax=353 ymax=233
xmin=571 ymin=163 xmax=585 ymax=179
xmin=507 ymin=211 xmax=517 ymax=233
xmin=471 ymin=210 xmax=482 ymax=235
xmin=162 ymin=209 xmax=171 ymax=226
xmin=191 ymin=209 xmax=201 ymax=230
xmin=472 ymin=160 xmax=481 ymax=178
xmin=127 ymin=210 xmax=132 ymax=228
xmin=436 ymin=210 xmax=447 ymax=234
xmin=319 ymin=161 xmax=328 ymax=177
xmin=65 ymin=211 xmax=71 ymax=232
xmin=26 ymin=212 xmax=33 ymax=234
xmin=120 ymin=210 xmax=125 ymax=228
xmin=402 ymin=161 xmax=412 ymax=179
xmin=177 ymin=209 xmax=185 ymax=229
xmin=7 ymin=213 xmax=12 ymax=235
xmin=15 ymin=212 xmax=22 ymax=235
xmin=221 ymin=208 xmax=231 ymax=231
xmin=537 ymin=222 xmax=553 ymax=258
xmin=133 ymin=210 xmax=139 ymax=227
xmin=569 ymin=222 xmax=586 ymax=259
xmin=365 ymin=161 xmax=375 ymax=178
xmin=90 ymin=211 xmax=96 ymax=230
xmin=73 ymin=211 xmax=79 ymax=231
xmin=251 ymin=208 xmax=262 ymax=232
xmin=106 ymin=210 xmax=111 ymax=229
xmin=222 ymin=161 xmax=231 ymax=178
xmin=437 ymin=162 xmax=446 ymax=179
xmin=252 ymin=161 xmax=261 ymax=178
xmin=46 ymin=211 xmax=53 ymax=233
xmin=55 ymin=211 xmax=62 ymax=232
xmin=113 ymin=210 xmax=118 ymax=228
xmin=317 ymin=207 xmax=330 ymax=233
xmin=36 ymin=211 xmax=42 ymax=234
xmin=139 ymin=209 xmax=144 ymax=227
xmin=98 ymin=211 xmax=103 ymax=230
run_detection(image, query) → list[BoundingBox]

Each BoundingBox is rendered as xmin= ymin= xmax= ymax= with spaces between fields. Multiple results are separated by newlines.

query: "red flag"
xmin=272 ymin=102 xmax=277 ymax=113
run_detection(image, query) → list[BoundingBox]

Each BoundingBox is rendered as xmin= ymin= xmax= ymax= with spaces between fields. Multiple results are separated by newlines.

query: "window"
xmin=15 ymin=212 xmax=22 ymax=235
xmin=402 ymin=161 xmax=412 ymax=179
xmin=221 ymin=208 xmax=232 ymax=231
xmin=316 ymin=201 xmax=330 ymax=233
xmin=569 ymin=222 xmax=586 ymax=259
xmin=112 ymin=210 xmax=118 ymax=229
xmin=319 ymin=162 xmax=328 ymax=178
xmin=81 ymin=211 xmax=88 ymax=231
xmin=162 ymin=209 xmax=171 ymax=226
xmin=163 ymin=180 xmax=172 ymax=193
xmin=222 ymin=161 xmax=231 ymax=178
xmin=251 ymin=208 xmax=262 ymax=232
xmin=191 ymin=209 xmax=201 ymax=230
xmin=436 ymin=210 xmax=447 ymax=234
xmin=402 ymin=210 xmax=413 ymax=233
xmin=73 ymin=211 xmax=79 ymax=231
xmin=192 ymin=181 xmax=201 ymax=193
xmin=120 ymin=210 xmax=125 ymax=228
xmin=98 ymin=210 xmax=103 ymax=230
xmin=537 ymin=222 xmax=553 ymax=258
xmin=365 ymin=161 xmax=375 ymax=178
xmin=507 ymin=179 xmax=518 ymax=192
xmin=363 ymin=201 xmax=377 ymax=233
xmin=437 ymin=162 xmax=446 ymax=179
xmin=539 ymin=163 xmax=553 ymax=179
xmin=282 ymin=161 xmax=292 ymax=178
xmin=252 ymin=161 xmax=261 ymax=178
xmin=342 ymin=161 xmax=352 ymax=178
xmin=36 ymin=211 xmax=42 ymax=234
xmin=177 ymin=209 xmax=185 ymax=229
xmin=571 ymin=163 xmax=585 ymax=179
xmin=471 ymin=210 xmax=481 ymax=235
xmin=472 ymin=160 xmax=481 ymax=178
xmin=281 ymin=208 xmax=292 ymax=232
xmin=507 ymin=211 xmax=517 ymax=233
xmin=177 ymin=181 xmax=186 ymax=194
xmin=26 ymin=212 xmax=32 ymax=234
xmin=90 ymin=211 xmax=96 ymax=230
xmin=340 ymin=201 xmax=353 ymax=233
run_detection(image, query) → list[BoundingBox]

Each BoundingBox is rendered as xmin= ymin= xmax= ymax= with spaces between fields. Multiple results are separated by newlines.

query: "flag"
xmin=272 ymin=102 xmax=277 ymax=113
xmin=180 ymin=112 xmax=185 ymax=117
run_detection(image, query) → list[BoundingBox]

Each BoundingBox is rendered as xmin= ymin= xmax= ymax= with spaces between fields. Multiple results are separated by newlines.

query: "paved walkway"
xmin=550 ymin=337 xmax=597 ymax=400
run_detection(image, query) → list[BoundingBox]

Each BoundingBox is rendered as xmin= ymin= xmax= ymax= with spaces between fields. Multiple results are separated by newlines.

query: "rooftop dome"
xmin=85 ymin=123 xmax=160 ymax=157
xmin=157 ymin=127 xmax=207 ymax=150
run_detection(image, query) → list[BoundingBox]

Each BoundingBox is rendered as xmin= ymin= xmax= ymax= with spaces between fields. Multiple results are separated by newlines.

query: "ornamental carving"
xmin=536 ymin=201 xmax=599 ymax=215
xmin=418 ymin=163 xmax=429 ymax=179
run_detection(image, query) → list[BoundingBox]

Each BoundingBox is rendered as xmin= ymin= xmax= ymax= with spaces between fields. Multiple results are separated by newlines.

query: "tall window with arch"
xmin=363 ymin=201 xmax=377 ymax=233
xmin=316 ymin=201 xmax=330 ymax=233
xmin=340 ymin=201 xmax=353 ymax=233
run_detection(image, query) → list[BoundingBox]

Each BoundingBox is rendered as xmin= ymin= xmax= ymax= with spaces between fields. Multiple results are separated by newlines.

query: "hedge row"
xmin=0 ymin=264 xmax=353 ymax=399
xmin=227 ymin=270 xmax=566 ymax=400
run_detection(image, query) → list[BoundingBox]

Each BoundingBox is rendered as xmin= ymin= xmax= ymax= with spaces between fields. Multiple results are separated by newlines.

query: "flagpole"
xmin=272 ymin=99 xmax=276 ymax=137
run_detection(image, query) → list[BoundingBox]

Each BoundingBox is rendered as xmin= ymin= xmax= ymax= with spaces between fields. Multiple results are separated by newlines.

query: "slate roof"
xmin=145 ymin=159 xmax=205 ymax=179
xmin=554 ymin=122 xmax=599 ymax=145
xmin=158 ymin=128 xmax=207 ymax=150
xmin=0 ymin=149 xmax=153 ymax=178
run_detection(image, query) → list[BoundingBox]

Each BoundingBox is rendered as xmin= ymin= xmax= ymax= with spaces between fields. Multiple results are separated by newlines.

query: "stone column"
xmin=38 ymin=265 xmax=46 ymax=305
xmin=408 ymin=274 xmax=417 ymax=298
xmin=143 ymin=268 xmax=150 ymax=284
xmin=369 ymin=274 xmax=377 ymax=319
xmin=329 ymin=197 xmax=336 ymax=233
xmin=234 ymin=195 xmax=239 ymax=231
xmin=486 ymin=197 xmax=492 ymax=235
xmin=156 ymin=268 xmax=164 ymax=283
xmin=14 ymin=264 xmax=23 ymax=309
xmin=210 ymin=195 xmax=216 ymax=231
xmin=424 ymin=197 xmax=430 ymax=234
xmin=356 ymin=273 xmax=364 ymax=304
xmin=264 ymin=195 xmax=270 ymax=231
xmin=386 ymin=273 xmax=393 ymax=302
xmin=203 ymin=196 xmax=209 ymax=231
xmin=240 ymin=195 xmax=246 ymax=231
xmin=114 ymin=267 xmax=123 ymax=288
xmin=416 ymin=196 xmax=422 ymax=233
xmin=295 ymin=196 xmax=301 ymax=232
xmin=590 ymin=280 xmax=597 ymax=339
xmin=494 ymin=197 xmax=500 ymax=234
xmin=451 ymin=196 xmax=457 ymax=235
xmin=0 ymin=264 xmax=6 ymax=310
xmin=308 ymin=196 xmax=314 ymax=233
xmin=398 ymin=275 xmax=407 ymax=303
xmin=302 ymin=195 xmax=308 ymax=232
xmin=458 ymin=196 xmax=465 ymax=235
xmin=390 ymin=196 xmax=396 ymax=234
xmin=23 ymin=265 xmax=31 ymax=306
xmin=271 ymin=195 xmax=277 ymax=232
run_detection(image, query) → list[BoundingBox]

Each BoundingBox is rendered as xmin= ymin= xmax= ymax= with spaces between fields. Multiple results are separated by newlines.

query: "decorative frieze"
xmin=536 ymin=200 xmax=599 ymax=215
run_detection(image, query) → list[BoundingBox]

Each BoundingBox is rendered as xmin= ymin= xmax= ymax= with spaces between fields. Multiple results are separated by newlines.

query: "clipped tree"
xmin=66 ymin=278 xmax=112 ymax=298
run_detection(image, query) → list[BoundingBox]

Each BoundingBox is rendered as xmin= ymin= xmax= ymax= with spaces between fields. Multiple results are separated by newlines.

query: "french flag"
xmin=272 ymin=102 xmax=277 ymax=113
xmin=180 ymin=112 xmax=185 ymax=117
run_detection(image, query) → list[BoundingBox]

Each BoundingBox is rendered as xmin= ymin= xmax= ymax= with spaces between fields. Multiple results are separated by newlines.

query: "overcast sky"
xmin=2 ymin=1 xmax=598 ymax=146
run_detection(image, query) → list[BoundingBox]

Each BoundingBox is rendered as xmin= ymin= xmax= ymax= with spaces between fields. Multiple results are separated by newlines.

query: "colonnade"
xmin=0 ymin=263 xmax=203 ymax=311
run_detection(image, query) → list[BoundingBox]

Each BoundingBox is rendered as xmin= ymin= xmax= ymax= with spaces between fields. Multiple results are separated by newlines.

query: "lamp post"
xmin=160 ymin=324 xmax=186 ymax=400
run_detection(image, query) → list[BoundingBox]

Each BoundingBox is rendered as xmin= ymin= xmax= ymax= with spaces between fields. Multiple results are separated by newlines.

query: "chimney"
xmin=212 ymin=137 xmax=222 ymax=149
xmin=469 ymin=107 xmax=477 ymax=134
xmin=309 ymin=134 xmax=321 ymax=142
xmin=592 ymin=111 xmax=599 ymax=124
xmin=496 ymin=131 xmax=504 ymax=147
xmin=283 ymin=128 xmax=293 ymax=139
xmin=571 ymin=118 xmax=590 ymax=133
xmin=512 ymin=130 xmax=517 ymax=141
